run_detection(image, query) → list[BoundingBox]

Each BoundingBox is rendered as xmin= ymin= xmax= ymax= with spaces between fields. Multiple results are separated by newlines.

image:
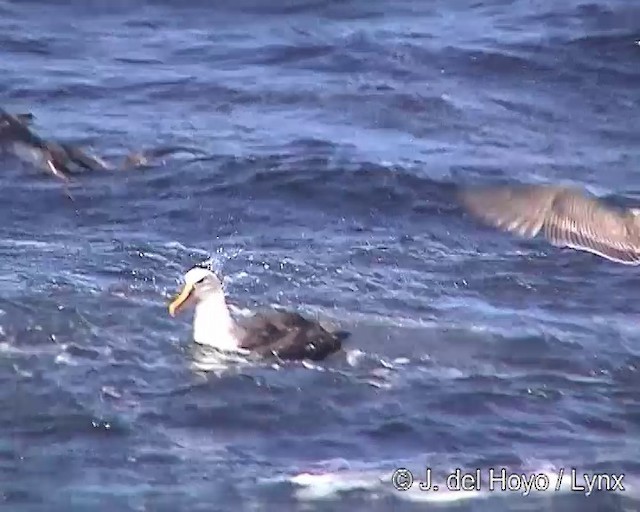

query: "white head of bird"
xmin=168 ymin=266 xmax=240 ymax=350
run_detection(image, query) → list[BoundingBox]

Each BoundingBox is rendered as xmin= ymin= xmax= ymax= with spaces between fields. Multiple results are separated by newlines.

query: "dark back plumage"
xmin=459 ymin=184 xmax=640 ymax=265
xmin=238 ymin=310 xmax=348 ymax=361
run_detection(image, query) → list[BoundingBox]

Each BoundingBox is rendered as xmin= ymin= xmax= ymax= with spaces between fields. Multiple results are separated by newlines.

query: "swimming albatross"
xmin=459 ymin=183 xmax=640 ymax=265
xmin=1 ymin=108 xmax=208 ymax=180
xmin=168 ymin=266 xmax=350 ymax=360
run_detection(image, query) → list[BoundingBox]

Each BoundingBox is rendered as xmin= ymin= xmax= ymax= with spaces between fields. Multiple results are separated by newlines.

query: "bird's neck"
xmin=193 ymin=293 xmax=242 ymax=351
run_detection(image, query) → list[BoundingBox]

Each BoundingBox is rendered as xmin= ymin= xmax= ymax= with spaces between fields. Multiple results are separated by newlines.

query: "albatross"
xmin=168 ymin=266 xmax=350 ymax=361
xmin=459 ymin=183 xmax=640 ymax=265
xmin=1 ymin=108 xmax=208 ymax=181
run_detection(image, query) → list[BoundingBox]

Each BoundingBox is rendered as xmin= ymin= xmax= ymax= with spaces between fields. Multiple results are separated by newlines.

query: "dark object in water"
xmin=0 ymin=108 xmax=71 ymax=182
xmin=1 ymin=108 xmax=209 ymax=183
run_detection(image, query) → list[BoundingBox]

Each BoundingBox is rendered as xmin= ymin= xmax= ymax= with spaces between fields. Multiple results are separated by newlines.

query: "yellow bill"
xmin=168 ymin=283 xmax=195 ymax=317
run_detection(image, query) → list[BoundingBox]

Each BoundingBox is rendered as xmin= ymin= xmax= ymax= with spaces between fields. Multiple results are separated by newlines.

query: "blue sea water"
xmin=0 ymin=0 xmax=639 ymax=510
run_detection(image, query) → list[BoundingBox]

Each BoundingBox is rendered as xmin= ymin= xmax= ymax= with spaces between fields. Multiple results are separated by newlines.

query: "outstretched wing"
xmin=459 ymin=184 xmax=640 ymax=265
xmin=460 ymin=184 xmax=557 ymax=238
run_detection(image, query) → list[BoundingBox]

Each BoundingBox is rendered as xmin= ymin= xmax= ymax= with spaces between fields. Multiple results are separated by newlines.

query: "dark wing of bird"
xmin=238 ymin=310 xmax=343 ymax=361
xmin=459 ymin=184 xmax=640 ymax=265
xmin=59 ymin=144 xmax=114 ymax=171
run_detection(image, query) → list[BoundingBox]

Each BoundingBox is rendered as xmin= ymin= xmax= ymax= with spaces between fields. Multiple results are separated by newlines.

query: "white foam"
xmin=189 ymin=347 xmax=253 ymax=374
xmin=345 ymin=348 xmax=366 ymax=367
xmin=55 ymin=351 xmax=80 ymax=366
xmin=290 ymin=471 xmax=379 ymax=500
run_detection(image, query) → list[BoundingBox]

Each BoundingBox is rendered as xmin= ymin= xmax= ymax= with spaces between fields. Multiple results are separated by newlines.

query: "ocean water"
xmin=1 ymin=0 xmax=639 ymax=510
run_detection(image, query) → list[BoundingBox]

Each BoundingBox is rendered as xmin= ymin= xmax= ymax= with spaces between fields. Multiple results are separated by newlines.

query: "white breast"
xmin=192 ymin=294 xmax=241 ymax=351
